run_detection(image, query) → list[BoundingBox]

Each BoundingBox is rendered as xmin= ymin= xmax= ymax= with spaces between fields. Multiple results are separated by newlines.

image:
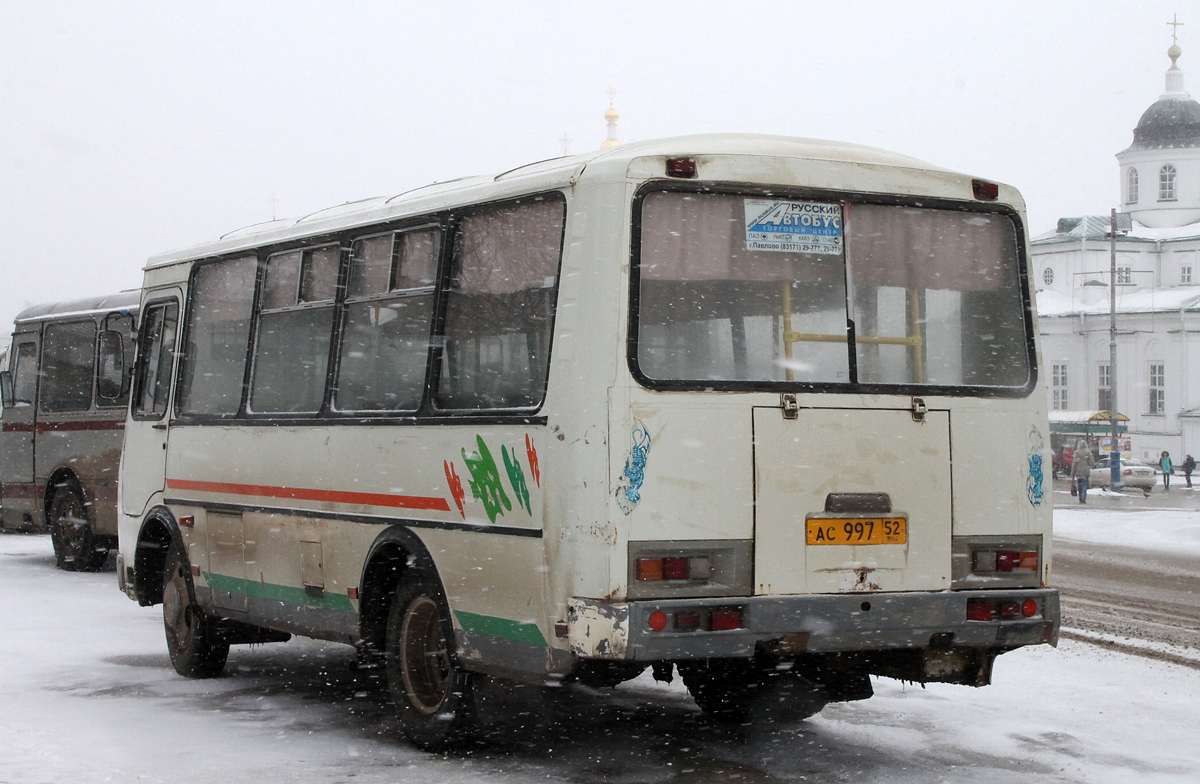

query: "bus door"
xmin=0 ymin=335 xmax=40 ymax=527
xmin=121 ymin=296 xmax=180 ymax=518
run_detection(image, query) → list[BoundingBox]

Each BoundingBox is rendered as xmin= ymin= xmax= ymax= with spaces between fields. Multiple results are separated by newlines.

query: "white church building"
xmin=1033 ymin=34 xmax=1200 ymax=462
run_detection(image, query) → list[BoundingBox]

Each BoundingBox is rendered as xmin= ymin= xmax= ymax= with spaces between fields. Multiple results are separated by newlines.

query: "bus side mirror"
xmin=96 ymin=330 xmax=125 ymax=401
xmin=0 ymin=370 xmax=12 ymax=409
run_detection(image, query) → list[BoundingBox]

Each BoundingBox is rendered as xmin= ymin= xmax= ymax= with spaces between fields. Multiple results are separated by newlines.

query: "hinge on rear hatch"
xmin=781 ymin=393 xmax=798 ymax=420
xmin=911 ymin=396 xmax=927 ymax=423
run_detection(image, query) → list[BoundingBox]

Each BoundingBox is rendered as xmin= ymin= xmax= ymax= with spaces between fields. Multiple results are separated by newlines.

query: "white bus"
xmin=116 ymin=135 xmax=1058 ymax=747
xmin=0 ymin=292 xmax=140 ymax=570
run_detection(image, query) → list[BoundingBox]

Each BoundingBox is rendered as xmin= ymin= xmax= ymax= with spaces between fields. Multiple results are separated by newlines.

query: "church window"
xmin=1183 ymin=265 xmax=1193 ymax=285
xmin=1127 ymin=168 xmax=1138 ymax=204
xmin=1117 ymin=266 xmax=1132 ymax=285
xmin=1042 ymin=267 xmax=1054 ymax=285
xmin=1149 ymin=363 xmax=1165 ymax=415
xmin=1159 ymin=165 xmax=1177 ymax=201
xmin=1052 ymin=364 xmax=1068 ymax=410
xmin=1097 ymin=364 xmax=1112 ymax=412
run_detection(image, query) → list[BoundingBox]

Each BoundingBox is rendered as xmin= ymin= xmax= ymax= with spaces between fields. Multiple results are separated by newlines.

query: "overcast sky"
xmin=0 ymin=1 xmax=1191 ymax=329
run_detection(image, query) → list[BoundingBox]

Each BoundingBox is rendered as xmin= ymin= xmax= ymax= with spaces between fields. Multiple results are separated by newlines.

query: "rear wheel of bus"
xmin=48 ymin=479 xmax=107 ymax=572
xmin=162 ymin=540 xmax=229 ymax=678
xmin=385 ymin=575 xmax=477 ymax=749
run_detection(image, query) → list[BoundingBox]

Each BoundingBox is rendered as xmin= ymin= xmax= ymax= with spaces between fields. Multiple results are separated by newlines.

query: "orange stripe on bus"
xmin=165 ymin=478 xmax=452 ymax=512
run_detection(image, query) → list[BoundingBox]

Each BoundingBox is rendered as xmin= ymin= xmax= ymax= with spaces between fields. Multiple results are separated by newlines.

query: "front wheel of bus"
xmin=162 ymin=542 xmax=229 ymax=678
xmin=49 ymin=481 xmax=107 ymax=572
xmin=385 ymin=577 xmax=477 ymax=750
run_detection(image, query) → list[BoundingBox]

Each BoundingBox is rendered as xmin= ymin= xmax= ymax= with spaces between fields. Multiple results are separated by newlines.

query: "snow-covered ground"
xmin=1 ymin=529 xmax=1198 ymax=783
xmin=1054 ymin=505 xmax=1200 ymax=558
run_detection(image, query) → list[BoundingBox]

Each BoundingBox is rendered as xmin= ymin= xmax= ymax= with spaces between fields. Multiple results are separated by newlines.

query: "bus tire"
xmin=385 ymin=576 xmax=477 ymax=750
xmin=162 ymin=541 xmax=229 ymax=678
xmin=48 ymin=480 xmax=107 ymax=572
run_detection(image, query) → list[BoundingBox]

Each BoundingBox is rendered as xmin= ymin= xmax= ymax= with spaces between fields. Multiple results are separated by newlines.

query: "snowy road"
xmin=1055 ymin=538 xmax=1200 ymax=663
xmin=2 ymin=531 xmax=1199 ymax=783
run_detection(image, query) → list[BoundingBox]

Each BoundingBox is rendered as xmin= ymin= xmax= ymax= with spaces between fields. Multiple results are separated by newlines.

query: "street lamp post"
xmin=1108 ymin=209 xmax=1132 ymax=490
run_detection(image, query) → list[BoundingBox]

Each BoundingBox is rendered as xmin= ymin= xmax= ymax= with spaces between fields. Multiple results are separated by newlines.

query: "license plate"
xmin=805 ymin=517 xmax=907 ymax=545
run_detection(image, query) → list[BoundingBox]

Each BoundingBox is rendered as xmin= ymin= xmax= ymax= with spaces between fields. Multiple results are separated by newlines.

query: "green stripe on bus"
xmin=454 ymin=610 xmax=548 ymax=647
xmin=202 ymin=572 xmax=356 ymax=613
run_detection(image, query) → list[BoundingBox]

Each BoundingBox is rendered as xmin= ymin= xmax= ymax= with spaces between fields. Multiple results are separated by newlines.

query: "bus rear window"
xmin=634 ymin=191 xmax=1031 ymax=392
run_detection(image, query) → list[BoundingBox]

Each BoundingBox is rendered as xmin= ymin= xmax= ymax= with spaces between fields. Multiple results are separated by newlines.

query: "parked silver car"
xmin=1090 ymin=457 xmax=1157 ymax=495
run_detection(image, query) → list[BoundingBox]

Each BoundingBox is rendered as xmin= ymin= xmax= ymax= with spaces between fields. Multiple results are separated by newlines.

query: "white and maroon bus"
xmin=1 ymin=292 xmax=139 ymax=570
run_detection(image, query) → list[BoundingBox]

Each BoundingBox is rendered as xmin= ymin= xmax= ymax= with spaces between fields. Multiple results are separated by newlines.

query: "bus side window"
xmin=335 ymin=228 xmax=439 ymax=412
xmin=10 ymin=342 xmax=38 ymax=406
xmin=250 ymin=246 xmax=339 ymax=414
xmin=40 ymin=320 xmax=98 ymax=413
xmin=96 ymin=313 xmax=135 ymax=407
xmin=435 ymin=197 xmax=565 ymax=410
xmin=133 ymin=302 xmax=179 ymax=418
xmin=177 ymin=256 xmax=256 ymax=416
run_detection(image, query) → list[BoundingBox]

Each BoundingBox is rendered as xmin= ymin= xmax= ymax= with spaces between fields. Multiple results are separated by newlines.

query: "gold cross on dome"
xmin=559 ymin=132 xmax=572 ymax=156
xmin=606 ymin=86 xmax=617 ymax=107
xmin=1169 ymin=14 xmax=1184 ymax=45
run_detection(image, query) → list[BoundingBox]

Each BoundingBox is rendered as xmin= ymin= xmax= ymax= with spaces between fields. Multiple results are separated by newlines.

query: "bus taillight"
xmin=974 ymin=549 xmax=1038 ymax=573
xmin=636 ymin=556 xmax=712 ymax=582
xmin=966 ymin=598 xmax=995 ymax=621
xmin=648 ymin=611 xmax=669 ymax=631
xmin=966 ymin=597 xmax=1041 ymax=622
xmin=646 ymin=606 xmax=744 ymax=632
xmin=709 ymin=608 xmax=743 ymax=631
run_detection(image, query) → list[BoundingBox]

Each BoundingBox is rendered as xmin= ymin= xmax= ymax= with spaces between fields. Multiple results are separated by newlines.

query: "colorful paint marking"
xmin=616 ymin=421 xmax=651 ymax=515
xmin=454 ymin=610 xmax=548 ymax=647
xmin=202 ymin=572 xmax=355 ymax=613
xmin=502 ymin=444 xmax=531 ymax=515
xmin=525 ymin=434 xmax=541 ymax=488
xmin=165 ymin=478 xmax=450 ymax=512
xmin=444 ymin=460 xmax=466 ymax=519
xmin=1027 ymin=426 xmax=1045 ymax=507
xmin=461 ymin=435 xmax=512 ymax=524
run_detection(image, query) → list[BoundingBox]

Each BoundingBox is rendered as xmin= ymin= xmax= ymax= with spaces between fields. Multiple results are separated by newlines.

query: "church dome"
xmin=1128 ymin=97 xmax=1200 ymax=150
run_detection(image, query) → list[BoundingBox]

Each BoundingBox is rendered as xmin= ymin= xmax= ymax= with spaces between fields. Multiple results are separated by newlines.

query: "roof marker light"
xmin=972 ymin=179 xmax=1000 ymax=201
xmin=666 ymin=157 xmax=698 ymax=178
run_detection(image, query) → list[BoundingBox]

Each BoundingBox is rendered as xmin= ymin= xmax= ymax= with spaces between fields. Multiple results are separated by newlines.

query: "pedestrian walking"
xmin=1072 ymin=440 xmax=1095 ymax=503
xmin=1184 ymin=455 xmax=1196 ymax=489
xmin=1160 ymin=451 xmax=1174 ymax=492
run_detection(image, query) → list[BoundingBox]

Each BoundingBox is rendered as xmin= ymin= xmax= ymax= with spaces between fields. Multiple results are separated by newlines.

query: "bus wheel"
xmin=385 ymin=577 xmax=477 ymax=749
xmin=162 ymin=541 xmax=229 ymax=678
xmin=49 ymin=481 xmax=107 ymax=572
xmin=680 ymin=659 xmax=827 ymax=724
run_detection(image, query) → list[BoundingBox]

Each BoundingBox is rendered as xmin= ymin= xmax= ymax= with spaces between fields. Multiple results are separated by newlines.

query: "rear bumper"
xmin=567 ymin=588 xmax=1060 ymax=661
